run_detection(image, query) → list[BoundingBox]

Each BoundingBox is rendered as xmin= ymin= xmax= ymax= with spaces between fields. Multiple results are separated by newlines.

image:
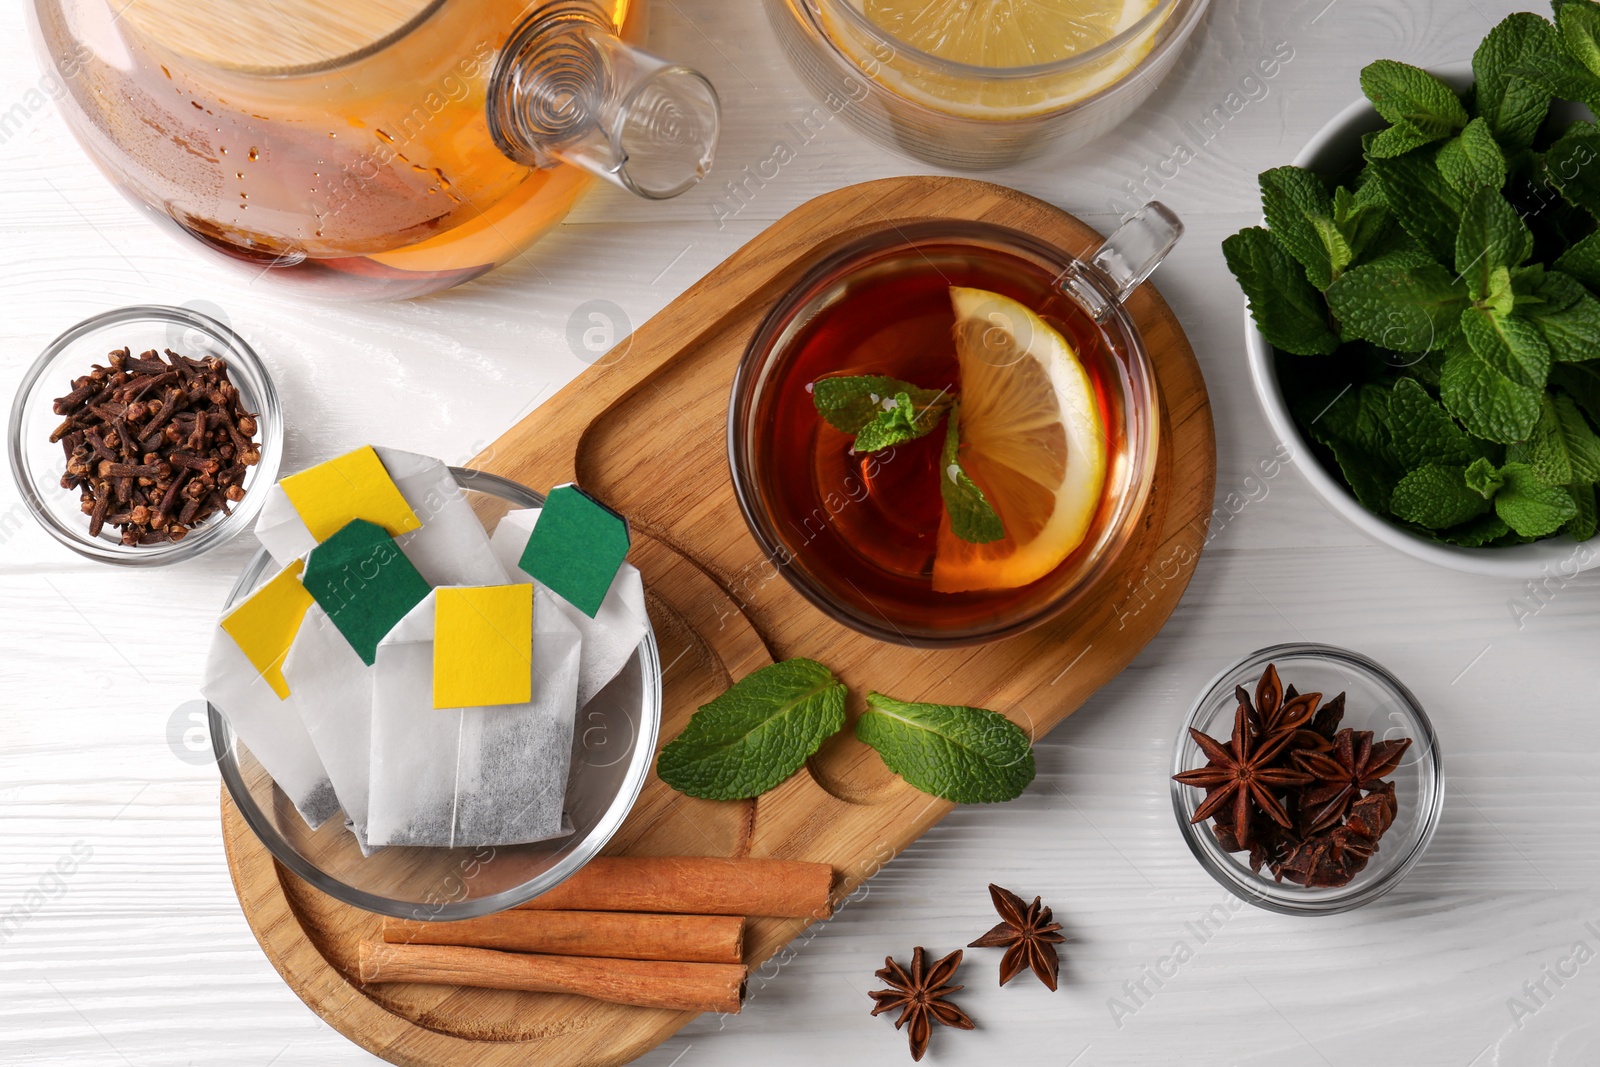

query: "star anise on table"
xmin=1174 ymin=700 xmax=1313 ymax=832
xmin=1293 ymin=728 xmax=1412 ymax=835
xmin=867 ymin=947 xmax=975 ymax=1061
xmin=967 ymin=883 xmax=1066 ymax=990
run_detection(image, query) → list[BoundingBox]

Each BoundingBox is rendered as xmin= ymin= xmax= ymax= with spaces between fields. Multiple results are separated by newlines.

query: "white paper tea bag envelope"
xmin=201 ymin=561 xmax=338 ymax=829
xmin=490 ymin=506 xmax=648 ymax=707
xmin=366 ymin=586 xmax=582 ymax=848
xmin=255 ymin=445 xmax=503 ymax=587
xmin=282 ymin=605 xmax=377 ymax=851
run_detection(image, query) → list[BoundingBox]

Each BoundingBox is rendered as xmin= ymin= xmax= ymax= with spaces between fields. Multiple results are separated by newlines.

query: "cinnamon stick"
xmin=358 ymin=942 xmax=746 ymax=1014
xmin=515 ymin=856 xmax=834 ymax=919
xmin=383 ymin=910 xmax=744 ymax=964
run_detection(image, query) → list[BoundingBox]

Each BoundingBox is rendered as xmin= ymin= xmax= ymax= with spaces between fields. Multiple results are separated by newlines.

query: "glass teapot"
xmin=30 ymin=0 xmax=720 ymax=299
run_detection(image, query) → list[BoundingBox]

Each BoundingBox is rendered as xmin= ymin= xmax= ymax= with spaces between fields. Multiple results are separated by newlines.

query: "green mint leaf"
xmin=939 ymin=402 xmax=1004 ymax=544
xmin=1465 ymin=455 xmax=1506 ymax=497
xmin=1494 ymin=462 xmax=1579 ymax=536
xmin=1325 ymin=260 xmax=1468 ymax=352
xmin=1530 ymin=392 xmax=1600 ymax=482
xmin=1333 ymin=185 xmax=1393 ymax=263
xmin=1222 ymin=227 xmax=1340 ymax=355
xmin=1368 ymin=149 xmax=1466 ymax=264
xmin=1530 ymin=393 xmax=1577 ymax=483
xmin=1513 ymin=267 xmax=1600 ymax=362
xmin=1485 ymin=266 xmax=1516 ymax=318
xmin=1552 ymin=362 xmax=1600 ymax=424
xmin=1366 ymin=121 xmax=1441 ymax=159
xmin=855 ymin=691 xmax=1035 ymax=804
xmin=1438 ymin=511 xmax=1512 ymax=546
xmin=1390 ymin=464 xmax=1495 ymax=528
xmin=1386 ymin=377 xmax=1485 ymax=467
xmin=1260 ymin=166 xmax=1347 ymax=288
xmin=1564 ymin=481 xmax=1598 ymax=540
xmin=1455 ymin=187 xmax=1533 ymax=300
xmin=1553 ymin=231 xmax=1600 ymax=291
xmin=655 ymin=658 xmax=846 ymax=800
xmin=1474 ymin=13 xmax=1561 ymax=150
xmin=1304 ymin=384 xmax=1405 ymax=512
xmin=1359 ymin=60 xmax=1469 ymax=141
xmin=1441 ymin=307 xmax=1551 ymax=442
xmin=1544 ymin=122 xmax=1600 ymax=217
xmin=853 ymin=391 xmax=946 ymax=453
xmin=1436 ymin=118 xmax=1509 ymax=193
xmin=1559 ymin=1 xmax=1600 ymax=77
xmin=812 ymin=375 xmax=950 ymax=434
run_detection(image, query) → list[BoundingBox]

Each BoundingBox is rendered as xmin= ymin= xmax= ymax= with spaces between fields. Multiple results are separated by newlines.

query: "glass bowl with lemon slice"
xmin=729 ymin=204 xmax=1180 ymax=645
xmin=765 ymin=0 xmax=1210 ymax=168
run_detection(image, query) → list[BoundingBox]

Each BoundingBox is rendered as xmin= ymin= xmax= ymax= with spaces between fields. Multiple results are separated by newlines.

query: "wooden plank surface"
xmin=3 ymin=1 xmax=1600 ymax=1065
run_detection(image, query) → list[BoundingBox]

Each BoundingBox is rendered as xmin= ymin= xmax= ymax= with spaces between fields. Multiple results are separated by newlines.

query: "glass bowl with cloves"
xmin=8 ymin=305 xmax=282 ymax=565
xmin=1170 ymin=643 xmax=1444 ymax=915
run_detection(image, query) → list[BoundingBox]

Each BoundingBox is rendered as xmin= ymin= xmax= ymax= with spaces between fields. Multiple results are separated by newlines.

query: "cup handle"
xmin=1080 ymin=201 xmax=1184 ymax=309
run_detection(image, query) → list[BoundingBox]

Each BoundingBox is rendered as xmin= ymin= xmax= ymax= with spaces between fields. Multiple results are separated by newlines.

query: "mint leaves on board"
xmin=809 ymin=374 xmax=1002 ymax=542
xmin=654 ymin=658 xmax=846 ymax=801
xmin=656 ymin=659 xmax=1036 ymax=804
xmin=1226 ymin=3 xmax=1600 ymax=549
xmin=855 ymin=692 xmax=1036 ymax=804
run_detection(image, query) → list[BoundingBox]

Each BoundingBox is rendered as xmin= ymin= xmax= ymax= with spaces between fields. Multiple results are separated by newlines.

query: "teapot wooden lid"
xmin=119 ymin=0 xmax=441 ymax=73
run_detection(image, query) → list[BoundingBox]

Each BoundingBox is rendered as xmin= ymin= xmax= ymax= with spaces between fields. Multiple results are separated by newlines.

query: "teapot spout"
xmin=490 ymin=2 xmax=720 ymax=200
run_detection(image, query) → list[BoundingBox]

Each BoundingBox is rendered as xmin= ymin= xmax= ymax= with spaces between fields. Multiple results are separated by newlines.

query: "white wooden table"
xmin=3 ymin=1 xmax=1598 ymax=1064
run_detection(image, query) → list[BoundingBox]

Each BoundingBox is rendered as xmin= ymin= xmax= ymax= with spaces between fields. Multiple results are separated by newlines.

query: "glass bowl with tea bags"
xmin=204 ymin=448 xmax=660 ymax=921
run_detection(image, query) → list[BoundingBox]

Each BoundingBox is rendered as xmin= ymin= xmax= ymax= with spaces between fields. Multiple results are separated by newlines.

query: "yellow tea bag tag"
xmin=220 ymin=560 xmax=314 ymax=700
xmin=280 ymin=445 xmax=421 ymax=542
xmin=433 ymin=585 xmax=533 ymax=709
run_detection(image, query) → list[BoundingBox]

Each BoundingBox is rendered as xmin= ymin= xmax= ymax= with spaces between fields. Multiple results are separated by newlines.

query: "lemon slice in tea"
xmin=932 ymin=287 xmax=1107 ymax=593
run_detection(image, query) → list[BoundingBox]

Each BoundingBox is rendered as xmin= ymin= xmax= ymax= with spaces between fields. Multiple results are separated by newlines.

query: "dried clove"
xmin=52 ymin=346 xmax=260 ymax=546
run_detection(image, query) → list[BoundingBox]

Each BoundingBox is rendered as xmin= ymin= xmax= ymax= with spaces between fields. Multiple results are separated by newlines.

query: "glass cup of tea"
xmin=764 ymin=0 xmax=1210 ymax=168
xmin=728 ymin=204 xmax=1181 ymax=647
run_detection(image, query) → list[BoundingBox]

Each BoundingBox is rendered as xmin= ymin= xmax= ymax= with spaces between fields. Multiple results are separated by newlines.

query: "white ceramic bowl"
xmin=1244 ymin=66 xmax=1600 ymax=578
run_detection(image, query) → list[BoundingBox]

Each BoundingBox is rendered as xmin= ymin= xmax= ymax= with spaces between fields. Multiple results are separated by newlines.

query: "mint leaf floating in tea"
xmin=520 ymin=484 xmax=630 ymax=618
xmin=655 ymin=658 xmax=847 ymax=800
xmin=939 ymin=403 xmax=1004 ymax=544
xmin=852 ymin=391 xmax=951 ymax=453
xmin=867 ymin=947 xmax=973 ymax=1062
xmin=855 ymin=692 xmax=1035 ymax=804
xmin=811 ymin=374 xmax=951 ymax=435
xmin=967 ymin=883 xmax=1064 ymax=991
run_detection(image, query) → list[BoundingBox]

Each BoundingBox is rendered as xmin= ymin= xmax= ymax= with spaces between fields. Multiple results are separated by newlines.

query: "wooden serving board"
xmin=222 ymin=175 xmax=1217 ymax=1066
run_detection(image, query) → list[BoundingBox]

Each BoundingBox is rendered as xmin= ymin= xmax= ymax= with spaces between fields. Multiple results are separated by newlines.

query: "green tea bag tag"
xmin=519 ymin=484 xmax=630 ymax=618
xmin=302 ymin=519 xmax=431 ymax=665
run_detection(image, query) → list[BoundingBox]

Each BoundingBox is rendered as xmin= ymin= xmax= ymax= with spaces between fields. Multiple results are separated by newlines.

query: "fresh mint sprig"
xmin=1225 ymin=3 xmax=1600 ymax=549
xmin=656 ymin=660 xmax=1036 ymax=804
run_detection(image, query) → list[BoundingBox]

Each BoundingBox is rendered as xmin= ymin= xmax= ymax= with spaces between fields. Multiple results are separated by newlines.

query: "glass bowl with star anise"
xmin=1170 ymin=643 xmax=1443 ymax=914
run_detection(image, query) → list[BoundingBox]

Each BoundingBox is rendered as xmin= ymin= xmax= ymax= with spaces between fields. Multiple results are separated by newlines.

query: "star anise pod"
xmin=1241 ymin=663 xmax=1323 ymax=737
xmin=967 ymin=883 xmax=1065 ymax=990
xmin=867 ymin=947 xmax=975 ymax=1061
xmin=1293 ymin=728 xmax=1412 ymax=835
xmin=1174 ymin=701 xmax=1313 ymax=831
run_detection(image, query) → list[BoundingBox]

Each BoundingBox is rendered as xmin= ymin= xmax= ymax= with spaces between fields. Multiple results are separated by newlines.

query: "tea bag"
xmin=490 ymin=506 xmax=649 ymax=707
xmin=366 ymin=587 xmax=583 ymax=848
xmin=281 ymin=605 xmax=379 ymax=851
xmin=256 ymin=445 xmax=503 ymax=587
xmin=201 ymin=561 xmax=338 ymax=829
